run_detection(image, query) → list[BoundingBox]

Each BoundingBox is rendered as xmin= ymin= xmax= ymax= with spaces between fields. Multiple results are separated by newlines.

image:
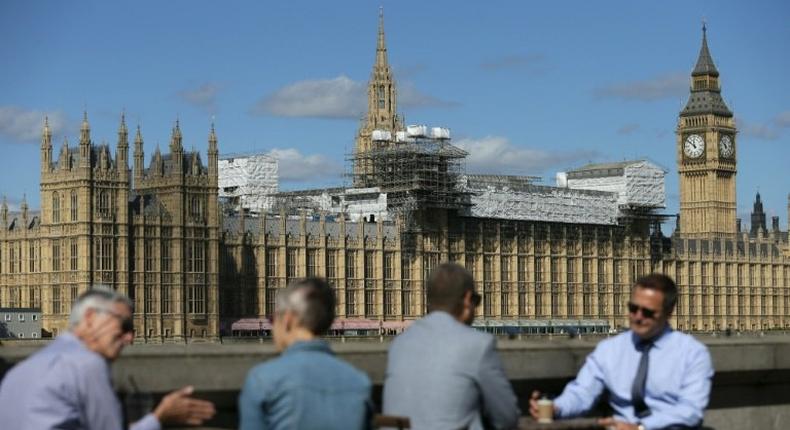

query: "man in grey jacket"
xmin=383 ymin=263 xmax=520 ymax=430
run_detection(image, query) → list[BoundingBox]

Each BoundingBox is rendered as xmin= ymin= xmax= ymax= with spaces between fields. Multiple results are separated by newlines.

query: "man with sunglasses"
xmin=529 ymin=274 xmax=713 ymax=430
xmin=383 ymin=262 xmax=520 ymax=430
xmin=0 ymin=287 xmax=215 ymax=429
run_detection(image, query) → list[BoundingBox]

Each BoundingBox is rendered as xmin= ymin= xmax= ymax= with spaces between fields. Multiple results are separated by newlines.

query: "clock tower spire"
xmin=676 ymin=23 xmax=737 ymax=237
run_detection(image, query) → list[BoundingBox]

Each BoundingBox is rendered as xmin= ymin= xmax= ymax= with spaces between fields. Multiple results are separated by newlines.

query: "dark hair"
xmin=426 ymin=263 xmax=475 ymax=315
xmin=280 ymin=277 xmax=336 ymax=335
xmin=634 ymin=273 xmax=678 ymax=314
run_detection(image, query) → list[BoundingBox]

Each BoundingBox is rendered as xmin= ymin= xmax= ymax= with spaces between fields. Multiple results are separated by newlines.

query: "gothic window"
xmin=365 ymin=289 xmax=375 ymax=317
xmin=29 ymin=242 xmax=37 ymax=273
xmin=52 ymin=286 xmax=61 ymax=314
xmin=70 ymin=239 xmax=78 ymax=271
xmin=266 ymin=248 xmax=278 ymax=280
xmin=364 ymin=251 xmax=376 ymax=290
xmin=326 ymin=250 xmax=337 ymax=281
xmin=70 ymin=191 xmax=78 ymax=221
xmin=190 ymin=196 xmax=203 ymax=219
xmin=286 ymin=249 xmax=297 ymax=280
xmin=52 ymin=239 xmax=60 ymax=272
xmin=345 ymin=251 xmax=357 ymax=279
xmin=377 ymin=85 xmax=386 ymax=109
xmin=161 ymin=286 xmax=172 ymax=314
xmin=144 ymin=240 xmax=156 ymax=272
xmin=186 ymin=239 xmax=204 ymax=273
xmin=30 ymin=286 xmax=41 ymax=308
xmin=186 ymin=285 xmax=205 ymax=314
xmin=144 ymin=285 xmax=156 ymax=314
xmin=383 ymin=252 xmax=394 ymax=280
xmin=98 ymin=191 xmax=110 ymax=216
xmin=52 ymin=192 xmax=60 ymax=223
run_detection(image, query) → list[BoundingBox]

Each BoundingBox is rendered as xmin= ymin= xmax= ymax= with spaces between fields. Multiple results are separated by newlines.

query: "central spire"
xmin=376 ymin=6 xmax=387 ymax=68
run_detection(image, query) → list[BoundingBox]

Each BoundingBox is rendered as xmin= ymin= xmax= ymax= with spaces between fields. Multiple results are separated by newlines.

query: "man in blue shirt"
xmin=239 ymin=277 xmax=372 ymax=430
xmin=0 ymin=287 xmax=215 ymax=429
xmin=530 ymin=274 xmax=713 ymax=430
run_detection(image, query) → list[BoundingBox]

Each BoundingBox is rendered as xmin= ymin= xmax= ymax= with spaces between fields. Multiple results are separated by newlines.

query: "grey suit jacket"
xmin=383 ymin=311 xmax=520 ymax=430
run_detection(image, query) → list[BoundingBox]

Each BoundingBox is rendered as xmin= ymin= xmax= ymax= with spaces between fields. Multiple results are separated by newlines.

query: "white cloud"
xmin=267 ymin=148 xmax=342 ymax=182
xmin=454 ymin=136 xmax=599 ymax=176
xmin=617 ymin=123 xmax=640 ymax=135
xmin=0 ymin=106 xmax=68 ymax=142
xmin=177 ymin=82 xmax=222 ymax=113
xmin=253 ymin=76 xmax=366 ymax=119
xmin=774 ymin=111 xmax=790 ymax=128
xmin=594 ymin=72 xmax=687 ymax=102
xmin=252 ymin=75 xmax=457 ymax=119
xmin=740 ymin=121 xmax=780 ymax=141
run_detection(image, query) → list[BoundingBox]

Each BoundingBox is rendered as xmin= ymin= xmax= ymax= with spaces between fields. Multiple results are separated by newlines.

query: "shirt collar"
xmin=630 ymin=324 xmax=673 ymax=350
xmin=282 ymin=339 xmax=334 ymax=356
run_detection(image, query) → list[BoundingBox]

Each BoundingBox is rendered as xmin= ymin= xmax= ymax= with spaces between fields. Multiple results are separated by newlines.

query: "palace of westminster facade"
xmin=1 ymin=16 xmax=788 ymax=341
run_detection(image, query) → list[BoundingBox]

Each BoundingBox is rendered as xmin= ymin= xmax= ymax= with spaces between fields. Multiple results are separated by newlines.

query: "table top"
xmin=519 ymin=417 xmax=605 ymax=430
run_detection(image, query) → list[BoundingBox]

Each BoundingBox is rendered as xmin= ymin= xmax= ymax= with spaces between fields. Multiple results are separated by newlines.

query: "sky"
xmin=1 ymin=0 xmax=788 ymax=232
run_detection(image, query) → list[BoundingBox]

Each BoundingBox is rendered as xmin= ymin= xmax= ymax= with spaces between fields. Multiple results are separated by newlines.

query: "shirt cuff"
xmin=130 ymin=413 xmax=162 ymax=430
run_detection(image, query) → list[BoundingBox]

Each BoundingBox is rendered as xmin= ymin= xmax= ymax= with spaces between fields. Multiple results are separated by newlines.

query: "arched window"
xmin=52 ymin=192 xmax=60 ymax=223
xmin=378 ymin=85 xmax=386 ymax=109
xmin=99 ymin=191 xmax=110 ymax=216
xmin=70 ymin=191 xmax=78 ymax=221
xmin=190 ymin=196 xmax=202 ymax=218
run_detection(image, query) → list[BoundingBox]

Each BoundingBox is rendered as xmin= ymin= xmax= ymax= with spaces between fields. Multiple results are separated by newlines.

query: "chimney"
xmin=772 ymin=216 xmax=780 ymax=232
xmin=736 ymin=218 xmax=742 ymax=233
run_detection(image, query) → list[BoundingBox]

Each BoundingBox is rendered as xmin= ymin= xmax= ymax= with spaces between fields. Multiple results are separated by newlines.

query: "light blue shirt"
xmin=239 ymin=339 xmax=372 ymax=430
xmin=0 ymin=332 xmax=160 ymax=430
xmin=553 ymin=326 xmax=713 ymax=429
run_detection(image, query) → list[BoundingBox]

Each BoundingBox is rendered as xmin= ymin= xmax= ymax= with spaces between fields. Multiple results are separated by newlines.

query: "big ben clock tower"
xmin=677 ymin=24 xmax=737 ymax=237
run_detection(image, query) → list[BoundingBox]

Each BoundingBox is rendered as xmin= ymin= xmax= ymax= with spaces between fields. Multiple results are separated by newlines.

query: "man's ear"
xmin=82 ymin=308 xmax=97 ymax=328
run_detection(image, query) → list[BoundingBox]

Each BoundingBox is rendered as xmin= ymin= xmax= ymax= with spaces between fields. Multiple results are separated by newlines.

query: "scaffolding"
xmin=348 ymin=136 xmax=469 ymax=212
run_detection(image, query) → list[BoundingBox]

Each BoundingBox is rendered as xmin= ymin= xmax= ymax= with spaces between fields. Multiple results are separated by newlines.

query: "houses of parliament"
xmin=1 ymin=15 xmax=788 ymax=341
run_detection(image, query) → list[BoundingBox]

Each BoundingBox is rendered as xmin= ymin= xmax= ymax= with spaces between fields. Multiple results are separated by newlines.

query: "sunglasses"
xmin=101 ymin=309 xmax=135 ymax=334
xmin=471 ymin=292 xmax=482 ymax=308
xmin=627 ymin=302 xmax=658 ymax=319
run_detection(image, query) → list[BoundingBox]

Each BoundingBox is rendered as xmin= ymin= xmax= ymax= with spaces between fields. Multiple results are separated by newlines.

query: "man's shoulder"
xmin=401 ymin=313 xmax=492 ymax=344
xmin=666 ymin=329 xmax=710 ymax=354
xmin=247 ymin=351 xmax=370 ymax=387
xmin=593 ymin=330 xmax=632 ymax=352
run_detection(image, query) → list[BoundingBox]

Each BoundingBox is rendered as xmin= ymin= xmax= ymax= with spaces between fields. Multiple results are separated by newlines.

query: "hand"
xmin=528 ymin=390 xmax=555 ymax=420
xmin=153 ymin=385 xmax=216 ymax=426
xmin=597 ymin=417 xmax=640 ymax=430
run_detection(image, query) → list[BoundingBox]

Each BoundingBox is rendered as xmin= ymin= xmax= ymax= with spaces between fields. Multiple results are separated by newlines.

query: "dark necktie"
xmin=631 ymin=340 xmax=654 ymax=418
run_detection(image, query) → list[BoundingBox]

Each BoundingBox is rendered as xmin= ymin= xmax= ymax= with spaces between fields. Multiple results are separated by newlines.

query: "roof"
xmin=692 ymin=27 xmax=719 ymax=77
xmin=566 ymin=160 xmax=663 ymax=179
xmin=680 ymin=90 xmax=732 ymax=118
xmin=681 ymin=27 xmax=732 ymax=118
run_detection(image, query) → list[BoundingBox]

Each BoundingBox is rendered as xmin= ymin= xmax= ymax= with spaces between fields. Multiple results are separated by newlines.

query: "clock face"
xmin=684 ymin=134 xmax=705 ymax=158
xmin=719 ymin=135 xmax=734 ymax=158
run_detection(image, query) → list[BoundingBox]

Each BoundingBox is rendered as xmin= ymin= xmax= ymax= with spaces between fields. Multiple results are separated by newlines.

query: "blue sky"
xmin=1 ymin=0 xmax=788 ymax=231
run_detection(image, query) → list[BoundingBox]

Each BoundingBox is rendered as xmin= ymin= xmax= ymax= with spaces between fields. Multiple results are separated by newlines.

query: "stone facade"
xmin=0 ymin=115 xmax=220 ymax=341
xmin=0 ymin=18 xmax=788 ymax=341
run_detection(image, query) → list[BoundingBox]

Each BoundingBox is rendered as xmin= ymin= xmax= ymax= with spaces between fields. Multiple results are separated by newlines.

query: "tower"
xmin=677 ymin=24 xmax=737 ymax=237
xmin=353 ymin=8 xmax=403 ymax=183
xmin=750 ymin=192 xmax=767 ymax=236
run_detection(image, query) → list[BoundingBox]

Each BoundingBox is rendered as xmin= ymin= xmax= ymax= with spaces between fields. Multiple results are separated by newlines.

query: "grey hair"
xmin=274 ymin=278 xmax=335 ymax=335
xmin=68 ymin=285 xmax=133 ymax=328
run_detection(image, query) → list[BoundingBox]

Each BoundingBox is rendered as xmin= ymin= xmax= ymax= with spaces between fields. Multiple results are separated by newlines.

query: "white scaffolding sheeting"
xmin=564 ymin=160 xmax=666 ymax=209
xmin=459 ymin=176 xmax=618 ymax=225
xmin=218 ymin=154 xmax=279 ymax=212
xmin=275 ymin=187 xmax=390 ymax=222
